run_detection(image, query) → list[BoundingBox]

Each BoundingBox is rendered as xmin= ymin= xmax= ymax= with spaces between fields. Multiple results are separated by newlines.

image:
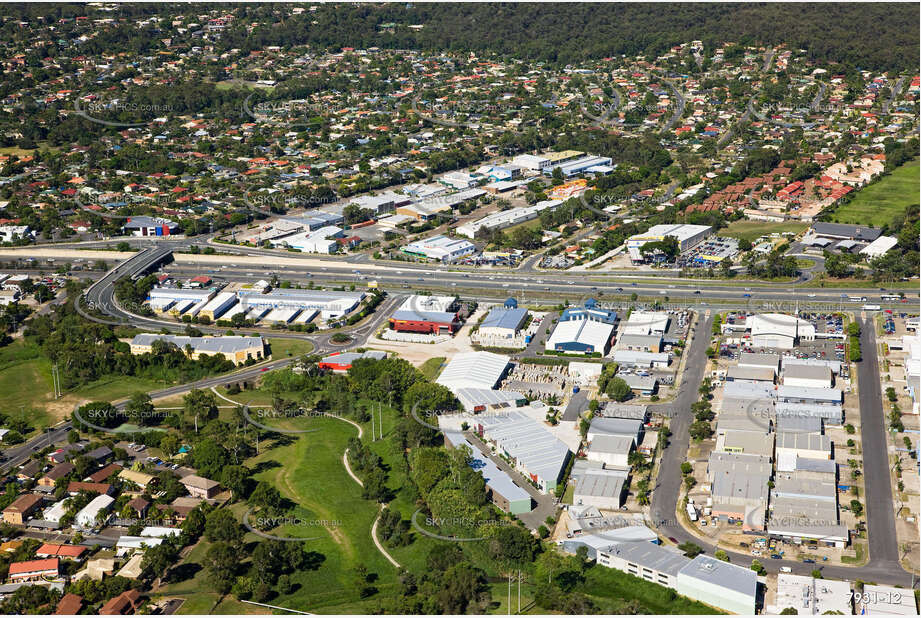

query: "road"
xmin=0 ymin=424 xmax=72 ymax=474
xmin=855 ymin=316 xmax=901 ymax=567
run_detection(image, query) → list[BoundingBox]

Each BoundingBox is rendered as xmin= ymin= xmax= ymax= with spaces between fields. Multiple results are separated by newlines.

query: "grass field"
xmin=417 ymin=357 xmax=446 ymax=381
xmin=266 ymin=337 xmax=315 ymax=360
xmin=827 ymin=159 xmax=919 ymax=227
xmin=720 ymin=220 xmax=809 ymax=243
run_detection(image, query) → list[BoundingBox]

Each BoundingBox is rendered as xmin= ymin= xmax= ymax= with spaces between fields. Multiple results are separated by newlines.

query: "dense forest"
xmin=7 ymin=4 xmax=918 ymax=71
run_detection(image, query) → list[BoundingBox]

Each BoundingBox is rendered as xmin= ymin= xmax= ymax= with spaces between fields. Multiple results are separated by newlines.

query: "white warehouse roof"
xmin=436 ymin=352 xmax=510 ymax=392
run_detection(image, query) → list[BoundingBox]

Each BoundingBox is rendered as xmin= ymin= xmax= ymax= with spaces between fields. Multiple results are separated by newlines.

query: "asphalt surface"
xmin=0 ymin=424 xmax=72 ymax=474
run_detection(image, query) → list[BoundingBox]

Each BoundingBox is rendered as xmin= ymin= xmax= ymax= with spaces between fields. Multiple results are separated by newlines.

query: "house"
xmin=99 ymin=589 xmax=142 ymax=615
xmin=74 ymin=494 xmax=115 ymax=529
xmin=54 ymin=593 xmax=84 ymax=615
xmin=88 ymin=463 xmax=123 ymax=483
xmin=2 ymin=494 xmax=43 ymax=525
xmin=37 ymin=463 xmax=74 ymax=488
xmin=35 ymin=544 xmax=87 ymax=561
xmin=126 ymin=497 xmax=150 ymax=518
xmin=86 ymin=446 xmax=113 ymax=464
xmin=67 ymin=482 xmax=113 ymax=496
xmin=17 ymin=460 xmax=44 ymax=481
xmin=179 ymin=475 xmax=221 ymax=499
xmin=8 ymin=558 xmax=60 ymax=582
xmin=118 ymin=469 xmax=155 ymax=491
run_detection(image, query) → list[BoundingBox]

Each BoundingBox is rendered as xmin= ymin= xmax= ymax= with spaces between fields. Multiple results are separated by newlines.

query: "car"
xmin=802 ymin=558 xmax=815 ymax=564
xmin=739 ymin=542 xmax=749 ymax=548
xmin=668 ymin=537 xmax=678 ymax=543
xmin=780 ymin=566 xmax=793 ymax=573
xmin=770 ymin=553 xmax=782 ymax=559
xmin=260 ymin=367 xmax=269 ymax=372
xmin=631 ymin=282 xmax=637 ymax=286
xmin=615 ymin=287 xmax=623 ymax=292
xmin=808 ymin=293 xmax=816 ymax=298
xmin=694 ymin=290 xmax=700 ymax=294
xmin=743 ymin=293 xmax=751 ymax=298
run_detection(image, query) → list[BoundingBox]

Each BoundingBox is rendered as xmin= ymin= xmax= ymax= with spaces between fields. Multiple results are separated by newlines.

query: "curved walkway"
xmin=213 ymin=388 xmax=400 ymax=568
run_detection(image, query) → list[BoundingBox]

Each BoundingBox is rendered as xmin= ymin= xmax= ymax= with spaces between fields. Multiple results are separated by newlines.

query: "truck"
xmin=686 ymin=503 xmax=698 ymax=521
xmin=862 ymin=304 xmax=881 ymax=311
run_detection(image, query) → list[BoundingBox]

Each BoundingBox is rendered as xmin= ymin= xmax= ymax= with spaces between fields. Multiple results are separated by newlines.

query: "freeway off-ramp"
xmin=14 ymin=245 xmax=921 ymax=588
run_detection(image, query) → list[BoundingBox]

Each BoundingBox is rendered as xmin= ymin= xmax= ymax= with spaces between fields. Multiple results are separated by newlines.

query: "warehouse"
xmin=856 ymin=584 xmax=919 ymax=615
xmin=456 ymin=199 xmax=563 ymax=238
xmin=809 ymin=222 xmax=882 ymax=242
xmin=75 ymin=494 xmax=114 ymax=530
xmin=781 ymin=357 xmax=841 ymax=375
xmin=511 ymin=153 xmax=550 ymax=171
xmin=858 ymin=235 xmax=898 ymax=260
xmin=573 ymin=468 xmax=628 ymax=510
xmin=615 ymin=334 xmax=662 ymax=353
xmin=725 ymin=365 xmax=776 ymax=383
xmin=600 ymin=541 xmax=689 ymax=589
xmin=317 ymin=351 xmax=387 ymax=372
xmin=198 ymin=292 xmax=237 ymax=320
xmin=445 ymin=432 xmax=532 ymax=514
xmin=777 ymin=385 xmax=842 ymax=405
xmin=626 ymin=224 xmax=712 ymax=262
xmin=148 ymin=287 xmax=214 ymax=313
xmin=610 ymin=350 xmax=669 ymax=368
xmin=738 ymin=351 xmax=781 ymax=374
xmin=478 ymin=306 xmax=528 ymax=339
xmin=401 ymin=235 xmax=476 ymax=262
xmin=707 ymin=452 xmax=771 ymax=524
xmin=436 ymin=351 xmax=511 ymax=392
xmin=770 ymin=574 xmax=852 ymax=615
xmin=272 ymin=225 xmax=342 ymax=253
xmin=465 ymin=410 xmax=571 ymax=492
xmin=748 ymin=313 xmax=816 ymax=349
xmin=767 ymin=495 xmax=848 ymax=547
xmin=620 ymin=311 xmax=670 ymax=336
xmin=622 ymin=374 xmax=658 ymax=395
xmin=676 ymin=555 xmax=758 ymax=615
xmin=586 ymin=434 xmax=634 ymax=468
xmin=237 ymin=289 xmax=364 ymax=319
xmin=390 ymin=307 xmax=459 ymax=334
xmin=587 ymin=417 xmax=644 ymax=445
xmin=545 ymin=317 xmax=615 ymax=355
xmin=349 ymin=191 xmax=406 ymax=214
xmin=122 ymin=216 xmax=178 ymax=237
xmin=455 ymin=388 xmax=526 ymax=413
xmin=715 ymin=430 xmax=774 ymax=458
xmin=775 ymin=401 xmax=843 ymax=425
xmin=129 ymin=334 xmax=265 ymax=365
xmin=783 ymin=364 xmax=834 ymax=389
xmin=548 ymin=154 xmax=614 ymax=177
xmin=775 ymin=431 xmax=832 ymax=462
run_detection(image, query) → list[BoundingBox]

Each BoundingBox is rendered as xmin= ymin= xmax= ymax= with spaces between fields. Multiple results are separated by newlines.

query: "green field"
xmin=720 ymin=220 xmax=809 ymax=243
xmin=827 ymin=159 xmax=919 ymax=227
xmin=418 ymin=357 xmax=446 ymax=381
xmin=265 ymin=337 xmax=315 ymax=360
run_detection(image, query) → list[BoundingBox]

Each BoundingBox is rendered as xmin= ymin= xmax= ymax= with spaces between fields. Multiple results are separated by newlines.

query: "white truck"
xmin=686 ymin=503 xmax=698 ymax=521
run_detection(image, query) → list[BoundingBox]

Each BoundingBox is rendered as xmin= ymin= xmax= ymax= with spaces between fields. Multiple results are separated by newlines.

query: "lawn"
xmin=266 ymin=337 xmax=315 ymax=360
xmin=720 ymin=220 xmax=809 ymax=243
xmin=827 ymin=158 xmax=919 ymax=227
xmin=417 ymin=357 xmax=446 ymax=381
xmin=583 ymin=565 xmax=722 ymax=614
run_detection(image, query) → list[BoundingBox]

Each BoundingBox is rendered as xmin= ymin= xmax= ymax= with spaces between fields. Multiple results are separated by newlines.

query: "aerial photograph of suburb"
xmin=0 ymin=2 xmax=916 ymax=616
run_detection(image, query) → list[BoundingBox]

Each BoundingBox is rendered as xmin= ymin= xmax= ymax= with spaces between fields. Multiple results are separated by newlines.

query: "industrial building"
xmin=454 ymin=388 xmax=526 ymax=413
xmin=707 ymin=451 xmax=771 ymax=526
xmin=573 ymin=468 xmax=628 ymax=510
xmin=270 ymin=225 xmax=343 ymax=253
xmin=461 ymin=409 xmax=571 ymax=493
xmin=587 ymin=417 xmax=644 ymax=446
xmin=610 ymin=350 xmax=669 ymax=368
xmin=770 ymin=574 xmax=852 ymax=615
xmin=198 ymin=292 xmax=238 ymax=321
xmin=545 ymin=304 xmax=617 ymax=355
xmin=600 ymin=541 xmax=689 ymax=589
xmin=859 ymin=235 xmax=899 ymax=260
xmin=478 ymin=305 xmax=529 ymax=339
xmin=620 ymin=311 xmax=670 ymax=336
xmin=809 ymin=222 xmax=882 ymax=243
xmin=586 ymin=435 xmax=634 ymax=468
xmin=436 ymin=351 xmax=511 ymax=392
xmin=738 ymin=351 xmax=781 ymax=375
xmin=546 ymin=154 xmax=614 ymax=177
xmin=401 ymin=235 xmax=476 ymax=262
xmin=445 ymin=432 xmax=532 ymax=514
xmin=237 ymin=289 xmax=364 ymax=320
xmin=856 ymin=584 xmax=919 ymax=615
xmin=456 ymin=199 xmax=563 ymax=238
xmin=676 ymin=555 xmax=758 ymax=615
xmin=129 ymin=334 xmax=265 ymax=365
xmin=615 ymin=334 xmax=662 ymax=353
xmin=783 ymin=364 xmax=834 ymax=389
xmin=626 ymin=224 xmax=712 ymax=263
xmin=725 ymin=365 xmax=776 ymax=383
xmin=741 ymin=313 xmax=817 ymax=349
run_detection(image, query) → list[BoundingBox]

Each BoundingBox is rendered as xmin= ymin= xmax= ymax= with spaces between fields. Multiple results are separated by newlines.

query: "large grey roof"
xmin=811 ymin=222 xmax=882 ymax=242
xmin=480 ymin=307 xmax=528 ymax=331
xmin=679 ymin=555 xmax=758 ymax=597
xmin=446 ymin=432 xmax=530 ymax=504
xmin=588 ymin=417 xmax=644 ymax=439
xmin=606 ymin=541 xmax=690 ymax=577
xmin=575 ymin=470 xmax=627 ymax=499
xmin=131 ymin=334 xmax=263 ymax=355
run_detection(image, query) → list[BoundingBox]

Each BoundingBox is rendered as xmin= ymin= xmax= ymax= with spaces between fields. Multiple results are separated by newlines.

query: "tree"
xmin=678 ymin=541 xmax=703 ymax=558
xmin=850 ymin=500 xmax=864 ymax=517
xmin=204 ymin=508 xmax=244 ymax=546
xmin=204 ymin=541 xmax=237 ymax=594
xmin=689 ymin=420 xmax=713 ymax=441
xmin=780 ymin=607 xmax=798 ymax=614
xmin=714 ymin=549 xmax=729 ymax=562
xmin=183 ymin=389 xmax=219 ymax=422
xmin=125 ymin=392 xmax=154 ymax=426
xmin=606 ymin=377 xmax=631 ymax=402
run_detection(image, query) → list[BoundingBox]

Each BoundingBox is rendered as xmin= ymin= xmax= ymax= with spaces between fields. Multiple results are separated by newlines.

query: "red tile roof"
xmin=8 ymin=558 xmax=59 ymax=576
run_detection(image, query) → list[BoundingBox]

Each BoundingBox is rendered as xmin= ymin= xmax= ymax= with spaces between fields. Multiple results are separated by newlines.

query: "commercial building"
xmin=615 ymin=334 xmax=662 ymax=353
xmin=547 ymin=154 xmax=614 ymax=177
xmin=271 ymin=225 xmax=342 ymax=253
xmin=436 ymin=351 xmax=511 ymax=392
xmin=400 ymin=235 xmax=475 ymax=262
xmin=546 ymin=317 xmax=615 ymax=355
xmin=129 ymin=334 xmax=265 ymax=365
xmin=587 ymin=417 xmax=644 ymax=446
xmin=198 ymin=292 xmax=238 ymax=321
xmin=349 ymin=191 xmax=406 ymax=214
xmin=676 ymin=555 xmax=758 ymax=615
xmin=809 ymin=222 xmax=882 ymax=242
xmin=738 ymin=352 xmax=781 ymax=375
xmin=770 ymin=574 xmax=852 ymax=615
xmin=626 ymin=224 xmax=712 ymax=262
xmin=775 ymin=401 xmax=843 ymax=425
xmin=707 ymin=451 xmax=771 ymax=525
xmin=122 ymin=216 xmax=178 ymax=237
xmin=775 ymin=432 xmax=832 ymax=462
xmin=74 ymin=494 xmax=115 ymax=529
xmin=445 ymin=432 xmax=531 ymax=514
xmin=859 ymin=235 xmax=899 ymax=260
xmin=715 ymin=430 xmax=775 ymax=457
xmin=390 ymin=308 xmax=459 ymax=334
xmin=610 ymin=350 xmax=669 ymax=368
xmin=747 ymin=313 xmax=816 ymax=349
xmin=455 ymin=388 xmax=526 ymax=413
xmin=776 ymin=385 xmax=842 ymax=405
xmin=600 ymin=541 xmax=689 ymax=588
xmin=148 ymin=287 xmax=215 ymax=314
xmin=725 ymin=365 xmax=776 ymax=383
xmin=511 ymin=154 xmax=551 ymax=172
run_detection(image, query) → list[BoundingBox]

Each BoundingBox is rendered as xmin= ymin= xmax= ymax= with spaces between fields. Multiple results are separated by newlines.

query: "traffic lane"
xmin=857 ymin=316 xmax=900 ymax=563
